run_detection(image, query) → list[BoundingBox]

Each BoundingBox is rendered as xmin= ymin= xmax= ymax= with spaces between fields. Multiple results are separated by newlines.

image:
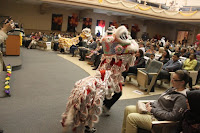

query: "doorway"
xmin=176 ymin=31 xmax=189 ymax=44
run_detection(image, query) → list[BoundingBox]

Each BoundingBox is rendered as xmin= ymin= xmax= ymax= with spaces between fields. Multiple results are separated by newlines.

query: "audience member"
xmin=122 ymin=70 xmax=190 ymax=133
xmin=145 ymin=45 xmax=156 ymax=57
xmin=180 ymin=48 xmax=189 ymax=57
xmin=158 ymin=50 xmax=170 ymax=64
xmin=70 ymin=37 xmax=83 ymax=56
xmin=183 ymin=54 xmax=197 ymax=71
xmin=150 ymin=53 xmax=155 ymax=61
xmin=28 ymin=32 xmax=39 ymax=49
xmin=155 ymin=47 xmax=164 ymax=60
xmin=180 ymin=90 xmax=200 ymax=133
xmin=138 ymin=42 xmax=145 ymax=54
xmin=145 ymin=42 xmax=151 ymax=51
xmin=79 ymin=38 xmax=96 ymax=61
xmin=157 ymin=53 xmax=181 ymax=81
xmin=122 ymin=49 xmax=145 ymax=82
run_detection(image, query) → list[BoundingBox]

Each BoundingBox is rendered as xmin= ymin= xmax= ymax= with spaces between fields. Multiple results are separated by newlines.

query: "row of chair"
xmin=128 ymin=59 xmax=200 ymax=94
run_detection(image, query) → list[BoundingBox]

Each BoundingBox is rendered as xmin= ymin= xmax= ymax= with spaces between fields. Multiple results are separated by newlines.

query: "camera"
xmin=4 ymin=17 xmax=15 ymax=29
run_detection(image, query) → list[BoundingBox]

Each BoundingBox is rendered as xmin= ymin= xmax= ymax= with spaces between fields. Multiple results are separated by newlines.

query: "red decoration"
xmin=100 ymin=70 xmax=106 ymax=81
xmin=69 ymin=13 xmax=78 ymax=27
xmin=97 ymin=20 xmax=105 ymax=28
xmin=86 ymin=89 xmax=91 ymax=95
xmin=196 ymin=34 xmax=200 ymax=40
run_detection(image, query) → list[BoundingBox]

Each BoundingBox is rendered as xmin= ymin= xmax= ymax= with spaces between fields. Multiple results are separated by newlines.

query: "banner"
xmin=82 ymin=18 xmax=92 ymax=29
xmin=67 ymin=13 xmax=78 ymax=32
xmin=51 ymin=14 xmax=63 ymax=31
xmin=109 ymin=21 xmax=118 ymax=28
xmin=96 ymin=20 xmax=105 ymax=28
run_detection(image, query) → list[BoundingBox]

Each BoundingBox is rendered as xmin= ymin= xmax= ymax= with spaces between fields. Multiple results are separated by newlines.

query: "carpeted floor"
xmin=0 ymin=48 xmax=160 ymax=133
xmin=58 ymin=54 xmax=167 ymax=99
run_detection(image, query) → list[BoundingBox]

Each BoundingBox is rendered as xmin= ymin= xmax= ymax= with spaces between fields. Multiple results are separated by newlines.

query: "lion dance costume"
xmin=61 ymin=26 xmax=139 ymax=133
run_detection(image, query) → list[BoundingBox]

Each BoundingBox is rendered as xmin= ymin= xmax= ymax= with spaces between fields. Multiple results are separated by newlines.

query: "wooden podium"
xmin=6 ymin=35 xmax=20 ymax=56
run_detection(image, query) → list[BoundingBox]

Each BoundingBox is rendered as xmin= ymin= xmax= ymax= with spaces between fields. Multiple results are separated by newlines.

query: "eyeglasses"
xmin=172 ymin=78 xmax=183 ymax=82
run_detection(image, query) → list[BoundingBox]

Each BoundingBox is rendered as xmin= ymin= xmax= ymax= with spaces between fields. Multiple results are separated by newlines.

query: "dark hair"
xmin=186 ymin=90 xmax=200 ymax=115
xmin=174 ymin=52 xmax=180 ymax=58
xmin=165 ymin=45 xmax=169 ymax=49
xmin=138 ymin=49 xmax=144 ymax=57
xmin=79 ymin=37 xmax=82 ymax=41
xmin=93 ymin=38 xmax=96 ymax=41
xmin=175 ymin=70 xmax=192 ymax=88
xmin=190 ymin=54 xmax=196 ymax=59
xmin=164 ymin=50 xmax=170 ymax=59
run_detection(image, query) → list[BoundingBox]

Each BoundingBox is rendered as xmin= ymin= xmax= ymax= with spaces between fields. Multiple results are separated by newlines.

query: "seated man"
xmin=149 ymin=53 xmax=182 ymax=92
xmin=157 ymin=52 xmax=182 ymax=81
xmin=79 ymin=39 xmax=96 ymax=61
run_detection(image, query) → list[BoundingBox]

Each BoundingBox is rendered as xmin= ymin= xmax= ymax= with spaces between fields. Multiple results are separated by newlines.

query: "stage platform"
xmin=2 ymin=54 xmax=22 ymax=71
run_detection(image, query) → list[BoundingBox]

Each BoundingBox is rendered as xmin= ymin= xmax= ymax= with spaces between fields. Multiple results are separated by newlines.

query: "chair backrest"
xmin=146 ymin=59 xmax=151 ymax=68
xmin=194 ymin=61 xmax=200 ymax=71
xmin=146 ymin=60 xmax=163 ymax=73
xmin=196 ymin=55 xmax=200 ymax=62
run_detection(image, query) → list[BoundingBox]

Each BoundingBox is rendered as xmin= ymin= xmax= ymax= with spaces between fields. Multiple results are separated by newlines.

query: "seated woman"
xmin=155 ymin=47 xmax=164 ymax=60
xmin=28 ymin=32 xmax=39 ymax=49
xmin=145 ymin=45 xmax=156 ymax=57
xmin=180 ymin=90 xmax=200 ymax=133
xmin=158 ymin=50 xmax=170 ymax=64
xmin=122 ymin=49 xmax=145 ymax=82
xmin=122 ymin=70 xmax=191 ymax=133
xmin=183 ymin=54 xmax=197 ymax=71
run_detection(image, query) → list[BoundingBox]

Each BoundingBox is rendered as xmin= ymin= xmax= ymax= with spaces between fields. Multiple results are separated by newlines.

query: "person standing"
xmin=0 ymin=19 xmax=14 ymax=44
xmin=0 ymin=18 xmax=14 ymax=133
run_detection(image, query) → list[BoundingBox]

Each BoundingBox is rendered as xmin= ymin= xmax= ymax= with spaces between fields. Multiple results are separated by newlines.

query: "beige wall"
xmin=0 ymin=1 xmax=79 ymax=33
xmin=1 ymin=0 xmax=199 ymax=43
xmin=0 ymin=1 xmax=144 ymax=36
xmin=146 ymin=21 xmax=200 ymax=44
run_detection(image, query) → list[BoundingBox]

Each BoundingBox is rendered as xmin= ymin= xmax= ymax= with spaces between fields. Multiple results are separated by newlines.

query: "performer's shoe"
xmin=85 ymin=126 xmax=97 ymax=133
xmin=102 ymin=105 xmax=110 ymax=116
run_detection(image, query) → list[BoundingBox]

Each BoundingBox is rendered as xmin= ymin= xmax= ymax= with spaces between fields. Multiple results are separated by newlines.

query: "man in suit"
xmin=157 ymin=52 xmax=182 ymax=80
xmin=150 ymin=53 xmax=182 ymax=92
